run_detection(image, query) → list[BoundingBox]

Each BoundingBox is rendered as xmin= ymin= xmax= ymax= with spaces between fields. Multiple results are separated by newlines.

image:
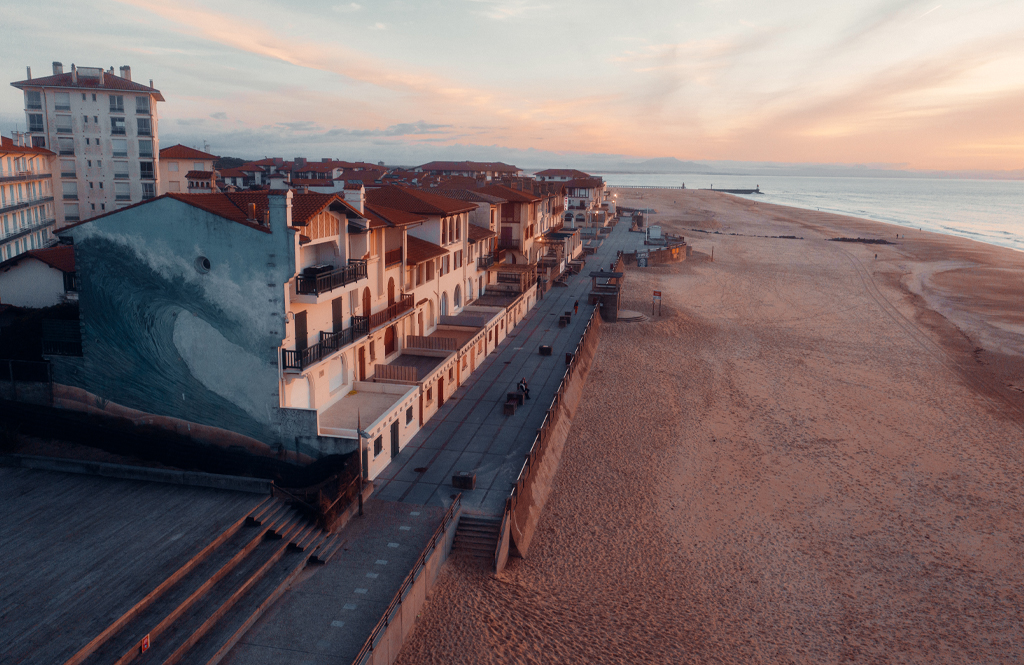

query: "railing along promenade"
xmin=352 ymin=494 xmax=461 ymax=664
xmin=495 ymin=306 xmax=601 ymax=571
xmin=608 ymin=184 xmax=685 ymax=189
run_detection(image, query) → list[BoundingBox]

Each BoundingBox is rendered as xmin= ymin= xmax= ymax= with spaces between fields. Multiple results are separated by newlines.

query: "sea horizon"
xmin=597 ymin=171 xmax=1024 ymax=254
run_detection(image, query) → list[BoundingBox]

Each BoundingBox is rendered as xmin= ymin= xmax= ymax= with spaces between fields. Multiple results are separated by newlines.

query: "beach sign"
xmin=637 ymin=251 xmax=650 ymax=267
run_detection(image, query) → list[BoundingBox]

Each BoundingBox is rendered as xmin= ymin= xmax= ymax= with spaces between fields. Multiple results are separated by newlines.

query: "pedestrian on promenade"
xmin=518 ymin=377 xmax=531 ymax=400
xmin=574 ymin=299 xmax=579 ymax=314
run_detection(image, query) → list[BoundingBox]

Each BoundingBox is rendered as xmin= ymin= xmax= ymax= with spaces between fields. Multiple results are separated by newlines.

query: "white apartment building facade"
xmin=11 ymin=62 xmax=164 ymax=224
xmin=0 ymin=134 xmax=57 ymax=261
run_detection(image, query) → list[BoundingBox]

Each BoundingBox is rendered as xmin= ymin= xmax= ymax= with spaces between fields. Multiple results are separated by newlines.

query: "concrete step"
xmin=72 ymin=506 xmax=273 ymax=665
xmin=167 ymin=549 xmax=309 ymax=665
xmin=132 ymin=536 xmax=290 ymax=665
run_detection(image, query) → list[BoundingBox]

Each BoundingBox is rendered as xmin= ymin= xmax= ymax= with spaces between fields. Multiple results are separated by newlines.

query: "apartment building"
xmin=533 ymin=168 xmax=591 ymax=182
xmin=52 ymin=188 xmax=535 ymax=479
xmin=159 ymin=144 xmax=217 ymax=193
xmin=415 ymin=161 xmax=521 ymax=181
xmin=0 ymin=134 xmax=57 ymax=261
xmin=11 ymin=62 xmax=164 ymax=223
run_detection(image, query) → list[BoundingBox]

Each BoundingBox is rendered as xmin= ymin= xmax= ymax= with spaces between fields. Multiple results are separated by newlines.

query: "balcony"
xmin=282 ymin=318 xmax=370 ymax=371
xmin=477 ymin=254 xmax=495 ymax=269
xmin=111 ymin=127 xmax=126 ymax=135
xmin=0 ymin=171 xmax=52 ymax=184
xmin=384 ymin=247 xmax=403 ymax=267
xmin=295 ymin=259 xmax=368 ymax=296
xmin=366 ymin=293 xmax=414 ymax=331
xmin=496 ymin=237 xmax=520 ymax=251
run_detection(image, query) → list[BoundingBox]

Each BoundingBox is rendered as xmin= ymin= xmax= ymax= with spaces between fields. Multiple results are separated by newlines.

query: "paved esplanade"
xmin=373 ymin=219 xmax=642 ymax=516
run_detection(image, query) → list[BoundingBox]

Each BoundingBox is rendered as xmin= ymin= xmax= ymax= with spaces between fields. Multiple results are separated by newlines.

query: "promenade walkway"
xmin=373 ymin=220 xmax=642 ymax=516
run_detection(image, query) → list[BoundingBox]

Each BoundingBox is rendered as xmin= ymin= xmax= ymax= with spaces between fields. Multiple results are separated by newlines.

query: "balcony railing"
xmin=496 ymin=237 xmax=520 ymax=250
xmin=368 ymin=293 xmax=414 ymax=331
xmin=477 ymin=254 xmax=495 ymax=269
xmin=384 ymin=247 xmax=403 ymax=267
xmin=295 ymin=259 xmax=368 ymax=296
xmin=282 ymin=317 xmax=370 ymax=370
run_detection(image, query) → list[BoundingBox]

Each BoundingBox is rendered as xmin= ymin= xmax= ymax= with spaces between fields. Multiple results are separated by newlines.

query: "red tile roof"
xmin=160 ymin=144 xmax=218 ymax=160
xmin=218 ymin=168 xmax=246 ymax=178
xmin=0 ymin=245 xmax=77 ymax=273
xmin=564 ymin=177 xmax=605 ymax=190
xmin=416 ymin=161 xmax=519 ymax=173
xmin=534 ymin=169 xmax=591 ymax=179
xmin=0 ymin=135 xmax=54 ymax=156
xmin=366 ymin=186 xmax=476 ymax=216
xmin=467 ymin=224 xmax=496 ymax=242
xmin=363 ymin=203 xmax=428 ymax=229
xmin=405 ymin=236 xmax=448 ymax=265
xmin=185 ymin=171 xmax=215 ymax=180
xmin=476 ymin=184 xmax=542 ymax=203
xmin=28 ymin=245 xmax=75 ymax=272
xmin=11 ymin=70 xmax=165 ymax=101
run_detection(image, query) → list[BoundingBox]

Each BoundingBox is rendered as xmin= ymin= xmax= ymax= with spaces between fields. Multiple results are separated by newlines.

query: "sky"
xmin=2 ymin=0 xmax=1023 ymax=171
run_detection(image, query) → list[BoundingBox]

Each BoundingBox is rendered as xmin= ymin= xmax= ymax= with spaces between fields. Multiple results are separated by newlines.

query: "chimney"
xmin=301 ymin=185 xmax=309 ymax=195
xmin=52 ymin=62 xmax=63 ymax=75
xmin=71 ymin=64 xmax=77 ymax=84
xmin=247 ymin=202 xmax=257 ymax=220
xmin=343 ymin=185 xmax=364 ymax=214
xmin=269 ymin=189 xmax=293 ymax=230
xmin=149 ymin=79 xmax=154 ymax=88
xmin=119 ymin=65 xmax=131 ymax=81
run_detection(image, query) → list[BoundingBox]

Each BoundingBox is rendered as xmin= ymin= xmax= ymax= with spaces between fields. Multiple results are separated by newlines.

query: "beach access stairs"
xmin=452 ymin=515 xmax=502 ymax=559
xmin=65 ymin=497 xmax=344 ymax=665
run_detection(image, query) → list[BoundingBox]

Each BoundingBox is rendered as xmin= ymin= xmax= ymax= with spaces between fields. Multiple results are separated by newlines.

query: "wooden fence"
xmin=374 ymin=364 xmax=417 ymax=383
xmin=405 ymin=336 xmax=457 ymax=351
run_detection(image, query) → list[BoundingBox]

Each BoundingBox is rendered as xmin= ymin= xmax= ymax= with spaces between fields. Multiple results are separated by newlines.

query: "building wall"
xmin=159 ymin=157 xmax=215 ymax=194
xmin=0 ymin=149 xmax=57 ymax=260
xmin=0 ymin=258 xmax=65 ymax=307
xmin=53 ymin=196 xmax=343 ymax=460
xmin=21 ymin=77 xmax=160 ymax=222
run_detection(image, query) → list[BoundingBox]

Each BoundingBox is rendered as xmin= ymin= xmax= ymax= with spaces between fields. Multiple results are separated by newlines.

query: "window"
xmin=135 ymin=96 xmax=150 ymax=114
xmin=373 ymin=436 xmax=383 ymax=456
xmin=426 ymin=387 xmax=432 ymax=402
xmin=87 ymin=160 xmax=92 ymax=167
xmin=140 ymin=161 xmax=154 ymax=179
xmin=115 ymin=182 xmax=130 ymax=201
xmin=138 ymin=140 xmax=153 ymax=157
xmin=112 ymin=139 xmax=128 ymax=157
xmin=113 ymin=161 xmax=129 ymax=179
xmin=25 ymin=91 xmax=41 ymax=109
xmin=89 ymin=182 xmax=93 ymax=189
xmin=425 ymin=261 xmax=434 ymax=281
xmin=142 ymin=183 xmax=155 ymax=199
xmin=93 ymin=115 xmax=98 ymax=123
xmin=31 ymin=136 xmax=45 ymax=148
xmin=60 ymin=160 xmax=76 ymax=178
xmin=369 ymin=341 xmax=376 ymax=361
xmin=454 ymin=285 xmax=461 ymax=308
xmin=83 ymin=115 xmax=88 ymax=124
xmin=406 ymin=406 xmax=413 ymax=424
xmin=54 ymin=92 xmax=70 ymax=110
xmin=110 ymin=117 xmax=126 ymax=135
xmin=92 ymin=94 xmax=96 ymax=102
xmin=28 ymin=114 xmax=43 ymax=132
xmin=62 ymin=181 xmax=78 ymax=200
xmin=168 ymin=161 xmax=178 ymax=172
xmin=109 ymin=95 xmax=124 ymax=113
xmin=193 ymin=162 xmax=203 ymax=170
xmin=137 ymin=118 xmax=151 ymax=136
xmin=85 ymin=138 xmax=90 ymax=145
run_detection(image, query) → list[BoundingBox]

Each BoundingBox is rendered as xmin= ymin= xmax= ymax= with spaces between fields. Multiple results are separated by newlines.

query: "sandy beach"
xmin=395 ymin=189 xmax=1024 ymax=664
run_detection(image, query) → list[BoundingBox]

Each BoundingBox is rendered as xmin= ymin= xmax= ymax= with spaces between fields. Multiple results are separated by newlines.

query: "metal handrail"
xmin=295 ymin=259 xmax=368 ymax=296
xmin=352 ymin=494 xmax=462 ymax=664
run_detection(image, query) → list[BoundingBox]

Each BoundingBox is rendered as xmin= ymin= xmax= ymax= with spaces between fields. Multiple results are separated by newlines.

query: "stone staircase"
xmin=64 ymin=497 xmax=344 ymax=665
xmin=452 ymin=515 xmax=501 ymax=560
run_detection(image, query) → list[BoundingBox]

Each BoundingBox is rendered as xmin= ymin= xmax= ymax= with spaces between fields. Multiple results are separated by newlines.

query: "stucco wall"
xmin=0 ymin=258 xmax=66 ymax=308
xmin=56 ymin=196 xmax=340 ymax=460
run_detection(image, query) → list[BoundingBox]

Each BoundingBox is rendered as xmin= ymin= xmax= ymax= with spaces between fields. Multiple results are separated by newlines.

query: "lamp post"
xmin=356 ymin=410 xmax=371 ymax=517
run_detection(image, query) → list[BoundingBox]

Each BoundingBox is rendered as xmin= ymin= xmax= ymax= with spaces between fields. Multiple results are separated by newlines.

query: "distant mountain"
xmin=602 ymin=157 xmax=712 ymax=173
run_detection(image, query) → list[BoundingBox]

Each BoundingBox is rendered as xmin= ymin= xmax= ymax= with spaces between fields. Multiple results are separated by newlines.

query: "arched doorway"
xmin=358 ymin=346 xmax=366 ymax=381
xmin=454 ymin=285 xmax=461 ymax=308
xmin=387 ymin=277 xmax=395 ymax=307
xmin=418 ymin=311 xmax=424 ymax=336
xmin=440 ymin=292 xmax=449 ymax=317
xmin=384 ymin=325 xmax=396 ymax=355
xmin=428 ymin=300 xmax=435 ymax=328
xmin=467 ymin=280 xmax=473 ymax=302
xmin=362 ymin=287 xmax=371 ymax=317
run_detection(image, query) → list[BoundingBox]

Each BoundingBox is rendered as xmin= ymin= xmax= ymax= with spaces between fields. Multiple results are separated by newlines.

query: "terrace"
xmin=294 ymin=259 xmax=367 ymax=297
xmin=282 ymin=318 xmax=370 ymax=371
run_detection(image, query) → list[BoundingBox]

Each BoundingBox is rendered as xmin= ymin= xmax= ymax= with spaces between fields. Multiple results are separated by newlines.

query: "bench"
xmin=504 ymin=400 xmax=518 ymax=416
xmin=507 ymin=391 xmax=525 ymax=405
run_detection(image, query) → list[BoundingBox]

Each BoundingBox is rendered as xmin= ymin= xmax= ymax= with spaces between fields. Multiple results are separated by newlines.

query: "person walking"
xmin=517 ymin=377 xmax=530 ymax=400
xmin=573 ymin=299 xmax=579 ymax=315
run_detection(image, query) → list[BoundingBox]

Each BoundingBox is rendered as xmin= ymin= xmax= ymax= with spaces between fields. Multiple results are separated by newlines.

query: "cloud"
xmin=325 ymin=121 xmax=452 ymax=137
xmin=332 ymin=2 xmax=361 ymax=12
xmin=276 ymin=120 xmax=321 ymax=132
xmin=370 ymin=22 xmax=386 ymax=30
xmin=209 ymin=111 xmax=227 ymax=120
xmin=176 ymin=118 xmax=207 ymax=126
xmin=464 ymin=0 xmax=549 ymax=20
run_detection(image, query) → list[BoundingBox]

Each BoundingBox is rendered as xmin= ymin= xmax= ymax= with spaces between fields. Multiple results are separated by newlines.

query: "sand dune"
xmin=396 ymin=190 xmax=1024 ymax=664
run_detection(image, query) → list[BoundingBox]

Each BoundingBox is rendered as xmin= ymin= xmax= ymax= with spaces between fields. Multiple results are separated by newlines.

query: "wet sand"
xmin=396 ymin=189 xmax=1024 ymax=664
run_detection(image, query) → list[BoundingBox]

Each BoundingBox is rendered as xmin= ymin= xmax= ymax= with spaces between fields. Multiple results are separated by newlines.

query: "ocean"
xmin=593 ymin=172 xmax=1024 ymax=253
